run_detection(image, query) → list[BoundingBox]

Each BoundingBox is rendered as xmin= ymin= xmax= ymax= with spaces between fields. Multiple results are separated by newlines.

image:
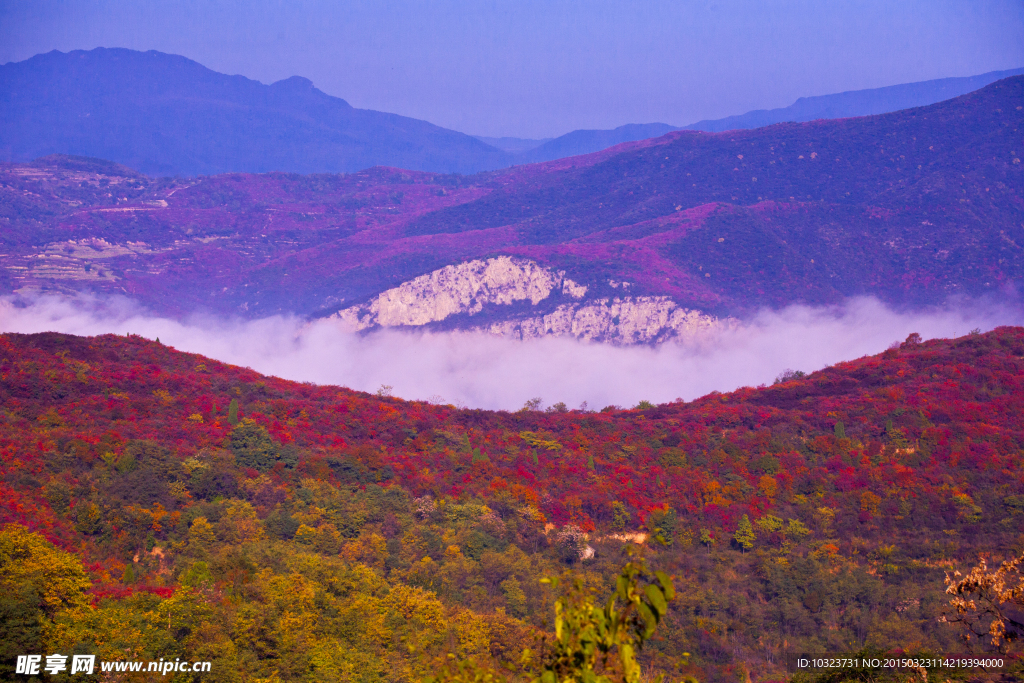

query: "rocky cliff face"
xmin=330 ymin=256 xmax=721 ymax=344
xmin=333 ymin=256 xmax=584 ymax=328
xmin=487 ymin=297 xmax=719 ymax=344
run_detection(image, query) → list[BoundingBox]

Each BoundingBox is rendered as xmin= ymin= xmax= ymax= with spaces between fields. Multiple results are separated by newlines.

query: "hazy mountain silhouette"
xmin=0 ymin=48 xmax=513 ymax=176
xmin=474 ymin=135 xmax=554 ymax=153
xmin=3 ymin=49 xmax=1021 ymax=177
xmin=684 ymin=67 xmax=1024 ymax=132
xmin=481 ymin=68 xmax=1024 ymax=163
xmin=512 ymin=123 xmax=680 ymax=163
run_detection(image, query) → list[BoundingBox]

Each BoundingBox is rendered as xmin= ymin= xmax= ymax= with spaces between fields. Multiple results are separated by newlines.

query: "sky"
xmin=2 ymin=0 xmax=1023 ymax=139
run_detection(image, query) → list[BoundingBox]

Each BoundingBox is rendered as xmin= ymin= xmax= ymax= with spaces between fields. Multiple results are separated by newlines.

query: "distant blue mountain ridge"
xmin=2 ymin=47 xmax=1020 ymax=175
xmin=499 ymin=67 xmax=1024 ymax=163
xmin=682 ymin=67 xmax=1024 ymax=132
xmin=509 ymin=123 xmax=680 ymax=163
xmin=0 ymin=48 xmax=512 ymax=176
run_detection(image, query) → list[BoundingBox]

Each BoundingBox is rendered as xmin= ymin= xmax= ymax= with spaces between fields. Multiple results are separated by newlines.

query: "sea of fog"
xmin=1 ymin=294 xmax=1022 ymax=411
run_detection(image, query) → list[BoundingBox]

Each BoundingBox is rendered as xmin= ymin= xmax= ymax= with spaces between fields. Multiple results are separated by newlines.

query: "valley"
xmin=1 ymin=36 xmax=1023 ymax=682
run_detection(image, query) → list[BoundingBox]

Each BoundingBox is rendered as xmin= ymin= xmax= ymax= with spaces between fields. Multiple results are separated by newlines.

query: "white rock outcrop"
xmin=330 ymin=256 xmax=721 ymax=344
xmin=334 ymin=256 xmax=581 ymax=329
xmin=487 ymin=296 xmax=719 ymax=344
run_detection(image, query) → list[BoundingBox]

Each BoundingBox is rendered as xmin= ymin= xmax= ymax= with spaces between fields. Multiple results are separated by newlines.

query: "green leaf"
xmin=654 ymin=570 xmax=675 ymax=601
xmin=638 ymin=601 xmax=657 ymax=638
xmin=644 ymin=584 xmax=668 ymax=616
xmin=620 ymin=643 xmax=640 ymax=681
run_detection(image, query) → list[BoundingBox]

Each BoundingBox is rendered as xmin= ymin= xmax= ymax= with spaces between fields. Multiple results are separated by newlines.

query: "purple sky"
xmin=2 ymin=0 xmax=1023 ymax=138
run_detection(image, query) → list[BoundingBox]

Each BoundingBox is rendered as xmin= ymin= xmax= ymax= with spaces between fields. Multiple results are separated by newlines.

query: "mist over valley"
xmin=3 ymin=292 xmax=1019 ymax=410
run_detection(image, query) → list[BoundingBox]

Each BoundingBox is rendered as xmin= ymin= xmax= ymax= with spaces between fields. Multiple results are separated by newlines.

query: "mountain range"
xmin=2 ymin=48 xmax=1021 ymax=177
xmin=682 ymin=66 xmax=1024 ymax=133
xmin=508 ymin=123 xmax=681 ymax=164
xmin=483 ymin=67 xmax=1024 ymax=164
xmin=1 ymin=74 xmax=1021 ymax=341
xmin=0 ymin=48 xmax=511 ymax=176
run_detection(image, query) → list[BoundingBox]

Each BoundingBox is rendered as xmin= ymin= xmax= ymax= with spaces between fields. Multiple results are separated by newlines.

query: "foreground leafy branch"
xmin=430 ymin=547 xmax=690 ymax=683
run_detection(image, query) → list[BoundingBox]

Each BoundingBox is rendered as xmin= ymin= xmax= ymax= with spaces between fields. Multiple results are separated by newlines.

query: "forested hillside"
xmin=2 ymin=329 xmax=1024 ymax=680
xmin=2 ymin=76 xmax=1021 ymax=321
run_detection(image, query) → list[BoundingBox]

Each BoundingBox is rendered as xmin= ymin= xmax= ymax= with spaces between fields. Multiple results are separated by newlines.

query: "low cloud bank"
xmin=1 ymin=294 xmax=1021 ymax=410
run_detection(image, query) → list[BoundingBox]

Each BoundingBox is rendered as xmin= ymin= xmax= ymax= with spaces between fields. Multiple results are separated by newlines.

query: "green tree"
xmin=885 ymin=420 xmax=909 ymax=448
xmin=227 ymin=398 xmax=239 ymax=425
xmin=230 ymin=418 xmax=279 ymax=471
xmin=647 ymin=507 xmax=677 ymax=546
xmin=501 ymin=577 xmax=528 ymax=618
xmin=785 ymin=518 xmax=810 ymax=539
xmin=611 ymin=502 xmax=630 ymax=532
xmin=43 ymin=481 xmax=72 ymax=514
xmin=181 ymin=561 xmax=214 ymax=588
xmin=754 ymin=514 xmax=783 ymax=537
xmin=74 ymin=501 xmax=104 ymax=536
xmin=699 ymin=528 xmax=715 ymax=554
xmin=0 ymin=585 xmax=45 ymax=674
xmin=520 ymin=397 xmax=543 ymax=412
xmin=733 ymin=515 xmax=754 ymax=552
xmin=834 ymin=421 xmax=846 ymax=439
xmin=187 ymin=517 xmax=216 ymax=552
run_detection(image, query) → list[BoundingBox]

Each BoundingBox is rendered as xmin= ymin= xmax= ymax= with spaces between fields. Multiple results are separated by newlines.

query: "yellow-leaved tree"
xmin=0 ymin=524 xmax=92 ymax=676
xmin=944 ymin=550 xmax=1024 ymax=651
xmin=0 ymin=524 xmax=92 ymax=616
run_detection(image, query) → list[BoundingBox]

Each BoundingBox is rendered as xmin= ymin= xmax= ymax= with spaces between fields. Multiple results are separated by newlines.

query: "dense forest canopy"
xmin=2 ymin=328 xmax=1024 ymax=681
